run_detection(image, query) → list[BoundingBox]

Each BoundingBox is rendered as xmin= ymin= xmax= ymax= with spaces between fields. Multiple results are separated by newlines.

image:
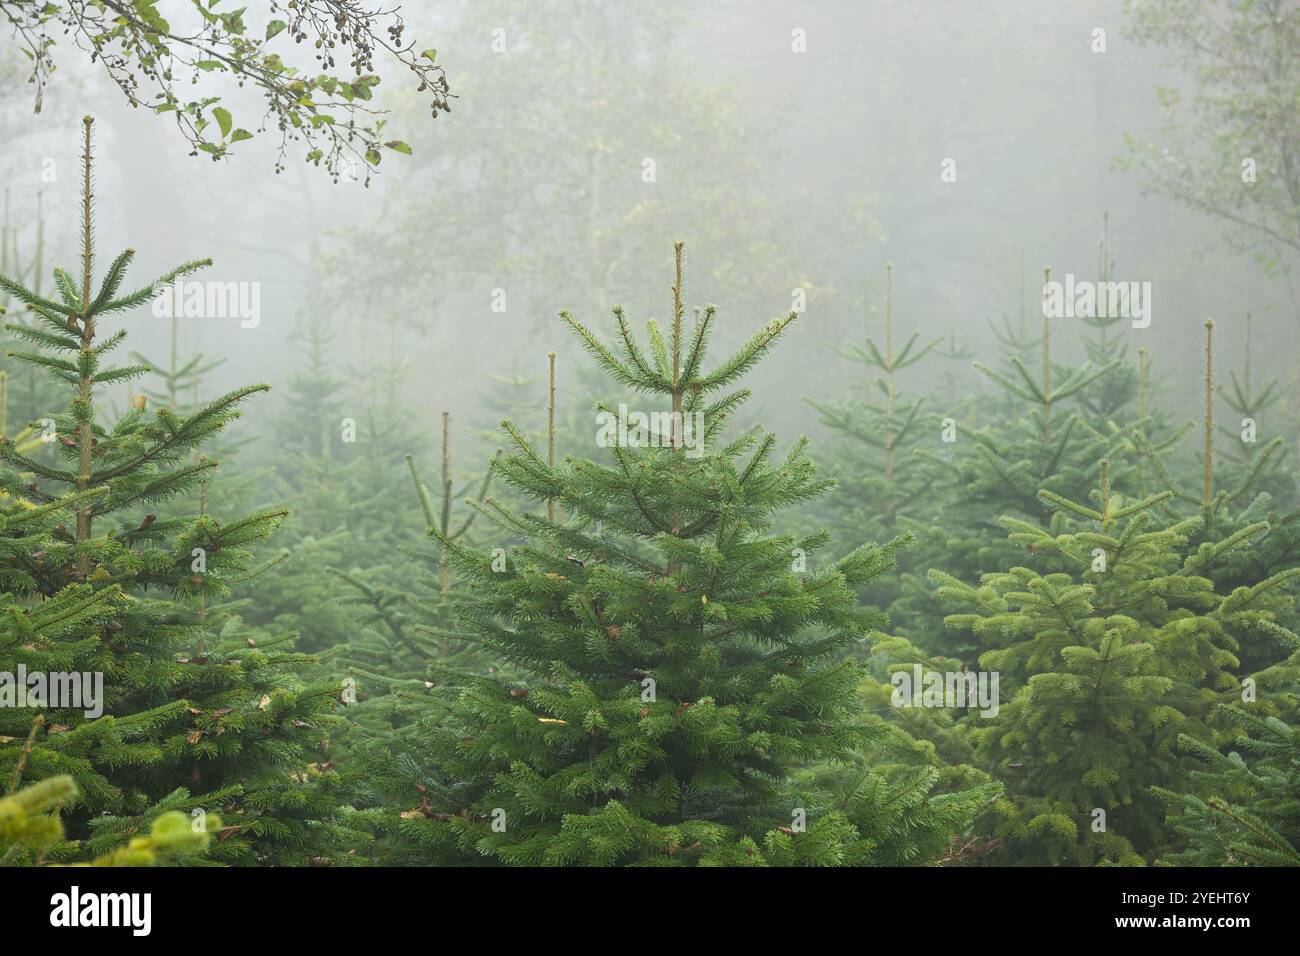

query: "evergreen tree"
xmin=935 ymin=456 xmax=1298 ymax=864
xmin=239 ymin=309 xmax=434 ymax=655
xmin=883 ymin=267 xmax=1123 ymax=661
xmin=1136 ymin=319 xmax=1300 ymax=671
xmin=809 ymin=264 xmax=942 ymax=569
xmin=330 ymin=415 xmax=510 ymax=863
xmin=959 ymin=266 xmax=1123 ymax=530
xmin=378 ymin=243 xmax=997 ymax=865
xmin=335 ymin=413 xmax=500 ymax=697
xmin=0 ymin=117 xmax=353 ymax=866
xmin=1076 ymin=214 xmax=1141 ymax=423
xmin=808 ymin=262 xmax=993 ymax=686
xmin=1156 ymin=701 xmax=1300 ymax=867
xmin=986 ymin=247 xmax=1040 ymax=371
xmin=130 ymin=315 xmax=223 ymax=416
xmin=1215 ymin=313 xmax=1290 ymax=489
xmin=473 ymin=350 xmax=589 ymax=462
xmin=1 ymin=191 xmax=64 ymax=443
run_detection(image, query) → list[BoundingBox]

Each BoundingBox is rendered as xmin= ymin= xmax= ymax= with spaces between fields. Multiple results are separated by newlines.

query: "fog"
xmin=6 ymin=0 xmax=1300 ymax=883
xmin=4 ymin=0 xmax=1293 ymax=454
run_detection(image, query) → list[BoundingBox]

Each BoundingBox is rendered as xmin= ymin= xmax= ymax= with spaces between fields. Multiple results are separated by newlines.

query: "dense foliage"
xmin=3 ymin=0 xmax=1298 ymax=866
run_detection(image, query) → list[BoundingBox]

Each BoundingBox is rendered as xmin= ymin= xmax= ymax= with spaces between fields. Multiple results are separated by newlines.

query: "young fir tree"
xmin=1199 ymin=315 xmax=1300 ymax=631
xmin=335 ymin=412 xmax=500 ymax=699
xmin=129 ymin=313 xmax=224 ymax=416
xmin=472 ymin=348 xmax=588 ymax=460
xmin=1076 ymin=214 xmax=1141 ymax=423
xmin=331 ymin=415 xmax=511 ymax=864
xmin=934 ymin=453 xmax=1299 ymax=864
xmin=239 ymin=308 xmax=432 ymax=655
xmin=0 ymin=118 xmax=352 ymax=866
xmin=812 ymin=257 xmax=1011 ymax=664
xmin=383 ymin=244 xmax=998 ymax=866
xmin=879 ymin=266 xmax=1124 ymax=663
xmin=1215 ymin=314 xmax=1288 ymax=483
xmin=1136 ymin=320 xmax=1300 ymax=671
xmin=1155 ymin=701 xmax=1300 ymax=867
xmin=127 ymin=315 xmax=278 ymax=646
xmin=960 ymin=267 xmax=1123 ymax=528
xmin=986 ymin=247 xmax=1040 ymax=368
xmin=808 ymin=264 xmax=943 ymax=596
xmin=1 ymin=191 xmax=65 ymax=450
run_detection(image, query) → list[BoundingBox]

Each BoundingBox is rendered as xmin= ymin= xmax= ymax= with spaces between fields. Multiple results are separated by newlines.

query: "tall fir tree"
xmin=374 ymin=243 xmax=998 ymax=866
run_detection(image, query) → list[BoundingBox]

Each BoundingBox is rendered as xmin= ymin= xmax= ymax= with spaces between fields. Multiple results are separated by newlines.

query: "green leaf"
xmin=421 ymin=48 xmax=438 ymax=62
xmin=230 ymin=128 xmax=253 ymax=144
xmin=385 ymin=140 xmax=413 ymax=155
xmin=213 ymin=107 xmax=233 ymax=139
xmin=266 ymin=19 xmax=287 ymax=40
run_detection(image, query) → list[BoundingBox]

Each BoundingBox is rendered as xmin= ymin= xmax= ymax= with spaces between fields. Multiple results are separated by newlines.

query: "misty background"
xmin=2 ymin=0 xmax=1295 ymax=466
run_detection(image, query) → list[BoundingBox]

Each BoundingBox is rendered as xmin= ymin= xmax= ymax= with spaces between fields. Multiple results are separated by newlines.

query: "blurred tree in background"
xmin=1122 ymin=0 xmax=1300 ymax=279
xmin=326 ymin=0 xmax=822 ymax=342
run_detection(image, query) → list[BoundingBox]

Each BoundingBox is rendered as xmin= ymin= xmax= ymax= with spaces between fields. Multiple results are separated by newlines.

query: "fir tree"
xmin=809 ymin=264 xmax=942 ymax=566
xmin=129 ymin=314 xmax=224 ymax=416
xmin=808 ymin=263 xmax=983 ymax=678
xmin=382 ymin=243 xmax=997 ymax=865
xmin=977 ymin=246 xmax=1041 ymax=396
xmin=935 ymin=456 xmax=1298 ymax=864
xmin=1155 ymin=702 xmax=1300 ymax=867
xmin=1136 ymin=319 xmax=1300 ymax=671
xmin=885 ymin=265 xmax=1123 ymax=662
xmin=1076 ymin=214 xmax=1141 ymax=423
xmin=0 ymin=118 xmax=352 ymax=866
xmin=1216 ymin=314 xmax=1287 ymax=479
xmin=330 ymin=414 xmax=510 ymax=863
xmin=335 ymin=412 xmax=500 ymax=697
xmin=1 ymin=189 xmax=64 ymax=446
xmin=960 ymin=266 xmax=1123 ymax=528
xmin=239 ymin=308 xmax=434 ymax=655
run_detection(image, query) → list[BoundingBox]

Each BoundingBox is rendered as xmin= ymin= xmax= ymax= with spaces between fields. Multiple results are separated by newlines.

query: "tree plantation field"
xmin=0 ymin=0 xmax=1298 ymax=903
